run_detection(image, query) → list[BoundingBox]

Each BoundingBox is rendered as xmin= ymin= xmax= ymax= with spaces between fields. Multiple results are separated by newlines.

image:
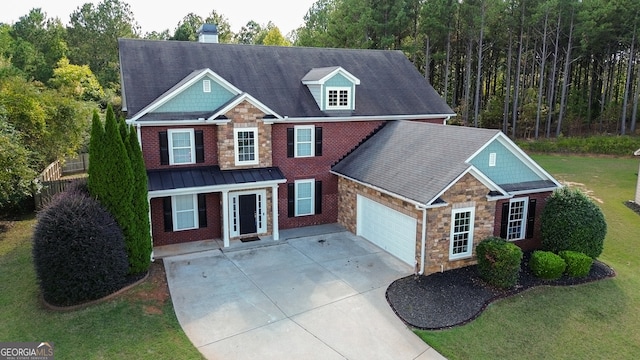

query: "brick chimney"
xmin=198 ymin=24 xmax=219 ymax=43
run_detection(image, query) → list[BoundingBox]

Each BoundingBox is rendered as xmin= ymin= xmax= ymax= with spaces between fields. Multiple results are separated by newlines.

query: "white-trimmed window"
xmin=234 ymin=128 xmax=259 ymax=165
xmin=449 ymin=207 xmax=475 ymax=260
xmin=294 ymin=125 xmax=314 ymax=157
xmin=203 ymin=79 xmax=211 ymax=93
xmin=173 ymin=194 xmax=198 ymax=231
xmin=168 ymin=129 xmax=195 ymax=165
xmin=295 ymin=179 xmax=315 ymax=216
xmin=326 ymin=87 xmax=351 ymax=109
xmin=507 ymin=197 xmax=528 ymax=240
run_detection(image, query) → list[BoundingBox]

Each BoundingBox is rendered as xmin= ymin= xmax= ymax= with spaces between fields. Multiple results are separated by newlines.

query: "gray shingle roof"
xmin=118 ymin=39 xmax=455 ymax=118
xmin=301 ymin=66 xmax=342 ymax=82
xmin=331 ymin=121 xmax=500 ymax=205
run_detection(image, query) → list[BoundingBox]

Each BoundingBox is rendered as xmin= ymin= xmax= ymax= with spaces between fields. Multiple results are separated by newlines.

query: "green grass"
xmin=417 ymin=155 xmax=640 ymax=359
xmin=0 ymin=214 xmax=203 ymax=359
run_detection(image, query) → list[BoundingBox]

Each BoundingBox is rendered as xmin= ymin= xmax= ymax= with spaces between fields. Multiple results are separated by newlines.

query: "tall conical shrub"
xmin=87 ymin=110 xmax=104 ymax=195
xmin=125 ymin=121 xmax=152 ymax=273
xmin=88 ymin=105 xmax=135 ymax=273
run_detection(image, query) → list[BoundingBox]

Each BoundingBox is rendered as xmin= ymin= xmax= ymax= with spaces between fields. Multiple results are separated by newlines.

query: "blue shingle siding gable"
xmin=153 ymin=77 xmax=235 ymax=114
xmin=469 ymin=139 xmax=544 ymax=186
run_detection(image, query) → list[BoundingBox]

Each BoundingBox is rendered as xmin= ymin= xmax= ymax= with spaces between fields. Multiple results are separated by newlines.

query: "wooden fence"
xmin=33 ymin=154 xmax=89 ymax=209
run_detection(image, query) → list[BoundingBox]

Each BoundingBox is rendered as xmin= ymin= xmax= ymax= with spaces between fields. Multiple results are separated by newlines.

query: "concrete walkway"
xmin=163 ymin=228 xmax=446 ymax=360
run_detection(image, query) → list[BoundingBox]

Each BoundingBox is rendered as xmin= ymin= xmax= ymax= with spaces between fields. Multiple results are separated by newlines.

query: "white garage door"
xmin=357 ymin=195 xmax=417 ymax=265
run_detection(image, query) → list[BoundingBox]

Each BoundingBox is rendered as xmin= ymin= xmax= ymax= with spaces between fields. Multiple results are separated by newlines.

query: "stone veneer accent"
xmin=337 ymin=173 xmax=497 ymax=275
xmin=217 ymin=100 xmax=272 ymax=170
xmin=425 ymin=173 xmax=496 ymax=274
xmin=337 ymin=177 xmax=423 ymax=272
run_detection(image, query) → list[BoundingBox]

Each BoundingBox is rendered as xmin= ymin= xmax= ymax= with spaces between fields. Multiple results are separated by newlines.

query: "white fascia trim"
xmin=125 ymin=118 xmax=218 ymax=127
xmin=276 ymin=113 xmax=457 ymax=124
xmin=468 ymin=133 xmax=562 ymax=187
xmin=129 ymin=68 xmax=243 ymax=122
xmin=302 ymin=67 xmax=361 ymax=85
xmin=330 ymin=171 xmax=427 ymax=208
xmin=207 ymin=92 xmax=282 ymax=122
xmin=508 ymin=186 xmax=561 ymax=196
xmin=426 ymin=166 xmax=506 ymax=206
xmin=465 ymin=132 xmax=503 ymax=162
xmin=148 ymin=179 xmax=287 ymax=199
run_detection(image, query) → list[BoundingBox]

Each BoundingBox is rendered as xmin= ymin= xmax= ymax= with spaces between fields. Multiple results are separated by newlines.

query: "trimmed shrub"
xmin=476 ymin=237 xmax=523 ymax=289
xmin=530 ymin=251 xmax=566 ymax=280
xmin=88 ymin=105 xmax=136 ymax=274
xmin=32 ymin=185 xmax=129 ymax=307
xmin=559 ymin=250 xmax=593 ymax=277
xmin=122 ymin=121 xmax=152 ymax=274
xmin=541 ymin=187 xmax=607 ymax=259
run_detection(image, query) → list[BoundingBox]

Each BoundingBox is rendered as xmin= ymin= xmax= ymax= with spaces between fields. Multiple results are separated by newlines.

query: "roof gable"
xmin=118 ymin=39 xmax=455 ymax=119
xmin=467 ymin=134 xmax=561 ymax=190
xmin=130 ymin=68 xmax=242 ymax=121
xmin=331 ymin=122 xmax=560 ymax=205
xmin=301 ymin=66 xmax=360 ymax=85
xmin=331 ymin=122 xmax=499 ymax=205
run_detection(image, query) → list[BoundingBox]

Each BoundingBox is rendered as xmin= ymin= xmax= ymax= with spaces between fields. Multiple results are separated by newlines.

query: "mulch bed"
xmin=624 ymin=200 xmax=640 ymax=216
xmin=386 ymin=252 xmax=616 ymax=330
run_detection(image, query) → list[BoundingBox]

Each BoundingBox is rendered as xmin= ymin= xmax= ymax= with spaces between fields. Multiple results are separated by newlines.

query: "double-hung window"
xmin=449 ymin=207 xmax=475 ymax=260
xmin=173 ymin=194 xmax=198 ymax=231
xmin=234 ymin=128 xmax=259 ymax=165
xmin=168 ymin=129 xmax=195 ymax=165
xmin=294 ymin=125 xmax=314 ymax=157
xmin=506 ymin=197 xmax=528 ymax=240
xmin=295 ymin=180 xmax=314 ymax=216
xmin=326 ymin=87 xmax=350 ymax=110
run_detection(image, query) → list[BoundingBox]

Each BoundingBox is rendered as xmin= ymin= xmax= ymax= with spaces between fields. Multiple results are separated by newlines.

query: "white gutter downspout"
xmin=148 ymin=194 xmax=154 ymax=262
xmin=136 ymin=123 xmax=142 ymax=148
xmin=443 ymin=115 xmax=451 ymax=125
xmin=416 ymin=204 xmax=428 ymax=275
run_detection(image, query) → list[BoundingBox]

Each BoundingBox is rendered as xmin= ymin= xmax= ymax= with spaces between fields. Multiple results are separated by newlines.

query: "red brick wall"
xmin=493 ymin=191 xmax=552 ymax=251
xmin=139 ymin=125 xmax=218 ymax=170
xmin=272 ymin=121 xmax=385 ymax=229
xmin=150 ymin=193 xmax=222 ymax=246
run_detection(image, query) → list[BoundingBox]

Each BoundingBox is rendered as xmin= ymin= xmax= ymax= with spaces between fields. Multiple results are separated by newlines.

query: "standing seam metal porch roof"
xmin=147 ymin=166 xmax=286 ymax=192
xmin=118 ymin=39 xmax=455 ymax=119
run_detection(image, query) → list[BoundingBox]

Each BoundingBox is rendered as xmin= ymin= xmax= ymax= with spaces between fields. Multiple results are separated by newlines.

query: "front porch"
xmin=153 ymin=223 xmax=346 ymax=259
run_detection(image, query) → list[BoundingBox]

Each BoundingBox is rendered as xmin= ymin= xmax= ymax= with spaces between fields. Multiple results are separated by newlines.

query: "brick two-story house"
xmin=118 ymin=29 xmax=560 ymax=275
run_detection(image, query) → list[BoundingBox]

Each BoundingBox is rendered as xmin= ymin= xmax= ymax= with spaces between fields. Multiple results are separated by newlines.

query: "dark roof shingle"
xmin=331 ymin=122 xmax=499 ymax=205
xmin=118 ymin=39 xmax=455 ymax=118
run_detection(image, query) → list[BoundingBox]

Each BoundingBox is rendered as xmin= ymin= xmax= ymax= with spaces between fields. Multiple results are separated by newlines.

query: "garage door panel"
xmin=357 ymin=195 xmax=416 ymax=265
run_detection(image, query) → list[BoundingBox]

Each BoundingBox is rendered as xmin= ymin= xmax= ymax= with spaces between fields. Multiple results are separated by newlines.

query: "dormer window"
xmin=203 ymin=79 xmax=211 ymax=93
xmin=302 ymin=66 xmax=360 ymax=112
xmin=327 ymin=87 xmax=350 ymax=109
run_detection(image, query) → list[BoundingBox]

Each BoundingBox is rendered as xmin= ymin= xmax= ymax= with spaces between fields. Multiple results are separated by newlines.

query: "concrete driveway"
xmin=163 ymin=230 xmax=445 ymax=360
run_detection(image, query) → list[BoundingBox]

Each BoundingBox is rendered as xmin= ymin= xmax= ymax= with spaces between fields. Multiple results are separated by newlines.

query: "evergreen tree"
xmin=90 ymin=104 xmax=135 ymax=272
xmin=87 ymin=110 xmax=104 ymax=195
xmin=127 ymin=127 xmax=152 ymax=273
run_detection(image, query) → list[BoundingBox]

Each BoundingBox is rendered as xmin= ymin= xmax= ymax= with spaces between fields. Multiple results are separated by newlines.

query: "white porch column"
xmin=272 ymin=184 xmax=280 ymax=241
xmin=222 ymin=190 xmax=230 ymax=247
xmin=148 ymin=195 xmax=154 ymax=261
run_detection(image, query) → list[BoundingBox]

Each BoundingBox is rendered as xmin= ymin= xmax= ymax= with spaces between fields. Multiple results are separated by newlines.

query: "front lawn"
xmin=416 ymin=155 xmax=640 ymax=359
xmin=0 ymin=214 xmax=203 ymax=359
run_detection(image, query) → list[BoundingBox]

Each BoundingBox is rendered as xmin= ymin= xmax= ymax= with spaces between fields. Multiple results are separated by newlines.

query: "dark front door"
xmin=238 ymin=194 xmax=257 ymax=235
